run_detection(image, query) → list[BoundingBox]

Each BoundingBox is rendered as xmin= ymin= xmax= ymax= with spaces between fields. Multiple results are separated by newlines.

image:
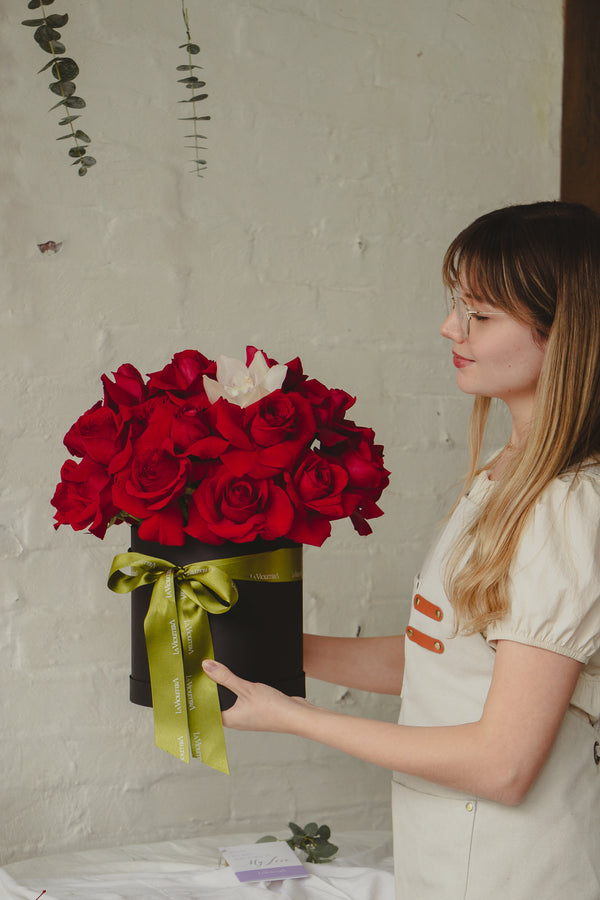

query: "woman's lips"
xmin=452 ymin=352 xmax=474 ymax=368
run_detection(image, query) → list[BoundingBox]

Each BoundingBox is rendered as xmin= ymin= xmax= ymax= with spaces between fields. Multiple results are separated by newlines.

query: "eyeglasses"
xmin=446 ymin=292 xmax=506 ymax=340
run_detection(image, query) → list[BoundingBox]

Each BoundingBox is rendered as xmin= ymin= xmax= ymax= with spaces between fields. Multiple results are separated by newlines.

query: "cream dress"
xmin=393 ymin=467 xmax=600 ymax=900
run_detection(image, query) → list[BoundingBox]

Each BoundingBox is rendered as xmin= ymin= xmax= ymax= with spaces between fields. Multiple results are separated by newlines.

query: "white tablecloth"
xmin=2 ymin=831 xmax=394 ymax=900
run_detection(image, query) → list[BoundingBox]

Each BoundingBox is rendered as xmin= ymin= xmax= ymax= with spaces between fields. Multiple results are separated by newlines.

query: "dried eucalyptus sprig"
xmin=178 ymin=2 xmax=209 ymax=176
xmin=257 ymin=822 xmax=339 ymax=865
xmin=22 ymin=0 xmax=95 ymax=176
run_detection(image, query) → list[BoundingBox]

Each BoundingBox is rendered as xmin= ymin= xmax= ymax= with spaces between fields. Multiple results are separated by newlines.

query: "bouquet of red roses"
xmin=51 ymin=346 xmax=389 ymax=547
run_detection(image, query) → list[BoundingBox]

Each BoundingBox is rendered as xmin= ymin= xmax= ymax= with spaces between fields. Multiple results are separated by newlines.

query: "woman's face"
xmin=440 ymin=286 xmax=547 ymax=419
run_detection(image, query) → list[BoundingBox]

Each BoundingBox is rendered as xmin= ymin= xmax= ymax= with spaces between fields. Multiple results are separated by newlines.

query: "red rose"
xmin=296 ymin=379 xmax=356 ymax=444
xmin=146 ymin=349 xmax=216 ymax=397
xmin=112 ymin=440 xmax=191 ymax=519
xmin=321 ymin=418 xmax=375 ymax=451
xmin=217 ymin=391 xmax=316 ymax=478
xmin=289 ymin=450 xmax=355 ymax=518
xmin=102 ymin=364 xmax=147 ymax=411
xmin=136 ymin=505 xmax=186 ymax=546
xmin=168 ymin=397 xmax=228 ymax=459
xmin=248 ymin=391 xmax=314 ymax=447
xmin=337 ymin=439 xmax=390 ymax=498
xmin=185 ymin=468 xmax=294 ymax=543
xmin=64 ymin=402 xmax=129 ymax=469
xmin=284 ymin=451 xmax=360 ymax=546
xmin=51 ymin=456 xmax=120 ymax=538
xmin=207 ymin=398 xmax=253 ymax=450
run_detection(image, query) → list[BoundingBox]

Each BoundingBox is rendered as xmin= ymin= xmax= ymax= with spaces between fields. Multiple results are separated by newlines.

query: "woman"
xmin=203 ymin=201 xmax=600 ymax=898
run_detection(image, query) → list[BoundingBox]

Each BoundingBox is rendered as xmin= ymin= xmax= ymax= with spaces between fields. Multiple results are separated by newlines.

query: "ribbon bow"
xmin=108 ymin=547 xmax=302 ymax=774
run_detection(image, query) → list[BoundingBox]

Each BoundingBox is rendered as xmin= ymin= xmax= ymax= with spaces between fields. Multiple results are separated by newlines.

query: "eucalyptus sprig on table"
xmin=178 ymin=2 xmax=210 ymax=176
xmin=22 ymin=0 xmax=95 ymax=176
xmin=258 ymin=822 xmax=339 ymax=864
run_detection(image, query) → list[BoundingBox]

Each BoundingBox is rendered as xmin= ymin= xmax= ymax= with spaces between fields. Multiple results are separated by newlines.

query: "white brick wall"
xmin=0 ymin=0 xmax=562 ymax=863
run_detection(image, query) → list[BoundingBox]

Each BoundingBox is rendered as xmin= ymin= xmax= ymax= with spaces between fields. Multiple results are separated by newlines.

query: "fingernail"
xmin=202 ymin=659 xmax=218 ymax=672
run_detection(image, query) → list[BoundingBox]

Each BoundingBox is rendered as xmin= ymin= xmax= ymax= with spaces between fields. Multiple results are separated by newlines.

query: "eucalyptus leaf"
xmin=37 ymin=59 xmax=59 ymax=73
xmin=46 ymin=13 xmax=69 ymax=27
xmin=176 ymin=64 xmax=203 ymax=71
xmin=185 ymin=82 xmax=206 ymax=89
xmin=304 ymin=823 xmax=319 ymax=837
xmin=38 ymin=40 xmax=66 ymax=55
xmin=179 ymin=42 xmax=200 ymax=53
xmin=192 ymin=159 xmax=207 ymax=165
xmin=179 ymin=77 xmax=205 ymax=85
xmin=178 ymin=116 xmax=211 ymax=121
xmin=52 ymin=58 xmax=79 ymax=81
xmin=318 ymin=842 xmax=339 ymax=858
xmin=58 ymin=129 xmax=90 ymax=143
xmin=178 ymin=94 xmax=208 ymax=103
xmin=288 ymin=823 xmax=304 ymax=836
xmin=49 ymin=80 xmax=76 ymax=96
xmin=256 ymin=836 xmax=278 ymax=844
xmin=68 ymin=146 xmax=87 ymax=158
xmin=73 ymin=157 xmax=96 ymax=171
xmin=34 ymin=24 xmax=61 ymax=43
xmin=184 ymin=134 xmax=208 ymax=139
xmin=77 ymin=167 xmax=88 ymax=176
xmin=26 ymin=14 xmax=67 ymax=28
xmin=318 ymin=826 xmax=331 ymax=840
xmin=50 ymin=95 xmax=85 ymax=110
xmin=58 ymin=114 xmax=81 ymax=125
xmin=28 ymin=0 xmax=55 ymax=6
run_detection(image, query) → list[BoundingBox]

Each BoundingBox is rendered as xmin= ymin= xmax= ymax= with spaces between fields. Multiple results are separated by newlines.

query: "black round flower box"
xmin=129 ymin=529 xmax=305 ymax=711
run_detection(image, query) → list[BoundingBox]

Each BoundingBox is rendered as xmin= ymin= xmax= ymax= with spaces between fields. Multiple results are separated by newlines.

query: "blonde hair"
xmin=442 ymin=201 xmax=600 ymax=633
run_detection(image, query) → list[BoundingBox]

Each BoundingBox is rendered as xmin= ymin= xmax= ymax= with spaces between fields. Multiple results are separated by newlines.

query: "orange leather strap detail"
xmin=413 ymin=593 xmax=443 ymax=621
xmin=405 ymin=625 xmax=444 ymax=654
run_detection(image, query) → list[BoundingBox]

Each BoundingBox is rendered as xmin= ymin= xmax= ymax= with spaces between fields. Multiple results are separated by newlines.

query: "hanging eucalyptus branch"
xmin=178 ymin=2 xmax=210 ymax=176
xmin=22 ymin=0 xmax=95 ymax=176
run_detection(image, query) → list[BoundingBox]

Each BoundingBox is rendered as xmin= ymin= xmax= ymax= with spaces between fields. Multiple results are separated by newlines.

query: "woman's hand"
xmin=202 ymin=659 xmax=318 ymax=734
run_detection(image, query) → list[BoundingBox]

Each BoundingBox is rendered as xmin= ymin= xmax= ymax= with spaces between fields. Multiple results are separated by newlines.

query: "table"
xmin=2 ymin=830 xmax=395 ymax=900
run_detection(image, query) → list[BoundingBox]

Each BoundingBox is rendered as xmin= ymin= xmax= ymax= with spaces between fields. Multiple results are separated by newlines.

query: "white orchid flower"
xmin=203 ymin=352 xmax=287 ymax=408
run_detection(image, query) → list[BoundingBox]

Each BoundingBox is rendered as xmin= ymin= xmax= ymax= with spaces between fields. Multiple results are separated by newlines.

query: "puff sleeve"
xmin=485 ymin=469 xmax=600 ymax=664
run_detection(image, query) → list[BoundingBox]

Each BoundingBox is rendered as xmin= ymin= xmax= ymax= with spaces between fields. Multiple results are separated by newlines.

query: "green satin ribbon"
xmin=108 ymin=546 xmax=302 ymax=774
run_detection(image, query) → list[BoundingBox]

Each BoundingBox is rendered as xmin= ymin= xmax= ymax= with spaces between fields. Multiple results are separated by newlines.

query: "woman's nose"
xmin=440 ymin=309 xmax=464 ymax=342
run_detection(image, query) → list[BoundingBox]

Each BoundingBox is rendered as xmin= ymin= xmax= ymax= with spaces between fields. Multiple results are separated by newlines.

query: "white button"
xmin=465 ymin=802 xmax=474 ymax=812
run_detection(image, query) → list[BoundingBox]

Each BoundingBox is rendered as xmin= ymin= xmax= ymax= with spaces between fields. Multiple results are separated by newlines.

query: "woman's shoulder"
xmin=542 ymin=460 xmax=600 ymax=517
xmin=491 ymin=461 xmax=600 ymax=663
xmin=557 ymin=458 xmax=600 ymax=482
xmin=518 ymin=461 xmax=600 ymax=565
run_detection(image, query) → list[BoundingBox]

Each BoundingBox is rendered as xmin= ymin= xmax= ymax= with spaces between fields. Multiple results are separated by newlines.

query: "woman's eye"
xmin=471 ymin=313 xmax=489 ymax=321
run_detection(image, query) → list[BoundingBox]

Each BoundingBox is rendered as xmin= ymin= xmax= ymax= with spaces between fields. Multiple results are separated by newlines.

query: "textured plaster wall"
xmin=1 ymin=0 xmax=562 ymax=864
